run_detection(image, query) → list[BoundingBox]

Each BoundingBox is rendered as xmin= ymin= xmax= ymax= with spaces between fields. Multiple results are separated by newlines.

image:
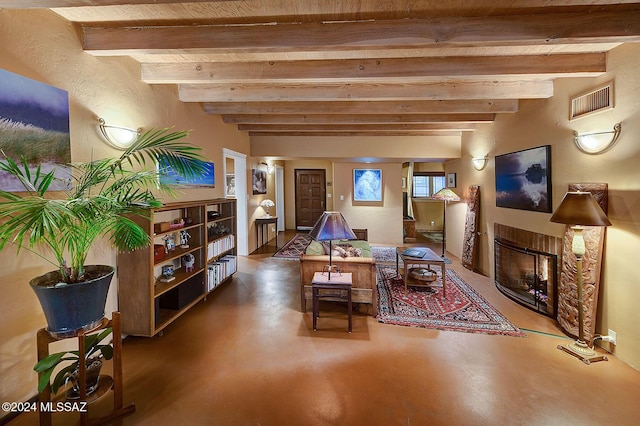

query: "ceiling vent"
xmin=570 ymin=82 xmax=613 ymax=120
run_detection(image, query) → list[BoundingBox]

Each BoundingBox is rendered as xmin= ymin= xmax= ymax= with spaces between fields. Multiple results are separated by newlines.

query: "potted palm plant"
xmin=0 ymin=127 xmax=206 ymax=338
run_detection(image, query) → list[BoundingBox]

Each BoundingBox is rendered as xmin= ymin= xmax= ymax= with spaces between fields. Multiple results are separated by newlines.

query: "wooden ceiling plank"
xmin=131 ymin=43 xmax=622 ymax=63
xmin=141 ymin=53 xmax=605 ymax=83
xmin=237 ymin=123 xmax=477 ymax=131
xmin=179 ymin=80 xmax=553 ymax=102
xmin=202 ymin=100 xmax=518 ymax=115
xmin=222 ymin=113 xmax=495 ymax=124
xmin=82 ymin=11 xmax=640 ymax=54
xmin=248 ymin=131 xmax=463 ymax=137
xmin=0 ymin=0 xmax=229 ymax=7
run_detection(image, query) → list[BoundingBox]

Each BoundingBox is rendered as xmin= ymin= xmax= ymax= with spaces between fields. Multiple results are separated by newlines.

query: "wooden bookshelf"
xmin=117 ymin=199 xmax=237 ymax=337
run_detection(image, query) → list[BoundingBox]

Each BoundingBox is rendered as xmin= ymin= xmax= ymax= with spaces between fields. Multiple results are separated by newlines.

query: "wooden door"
xmin=295 ymin=169 xmax=326 ymax=230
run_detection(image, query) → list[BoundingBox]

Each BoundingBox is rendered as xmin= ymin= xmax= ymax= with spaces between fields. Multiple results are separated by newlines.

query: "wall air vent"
xmin=570 ymin=82 xmax=613 ymax=120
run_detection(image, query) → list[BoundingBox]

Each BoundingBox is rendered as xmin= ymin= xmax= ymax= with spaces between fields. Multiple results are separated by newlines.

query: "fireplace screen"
xmin=494 ymin=239 xmax=558 ymax=318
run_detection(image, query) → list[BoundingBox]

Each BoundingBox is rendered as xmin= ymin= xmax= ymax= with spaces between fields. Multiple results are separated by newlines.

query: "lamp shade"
xmin=259 ymin=199 xmax=275 ymax=208
xmin=309 ymin=211 xmax=357 ymax=241
xmin=432 ymin=188 xmax=461 ymax=202
xmin=550 ymin=191 xmax=611 ymax=226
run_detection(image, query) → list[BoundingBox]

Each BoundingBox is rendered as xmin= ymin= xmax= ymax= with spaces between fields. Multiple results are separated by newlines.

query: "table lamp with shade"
xmin=308 ymin=211 xmax=357 ymax=280
xmin=550 ymin=191 xmax=611 ymax=364
xmin=431 ymin=188 xmax=461 ymax=263
xmin=259 ymin=199 xmax=275 ymax=218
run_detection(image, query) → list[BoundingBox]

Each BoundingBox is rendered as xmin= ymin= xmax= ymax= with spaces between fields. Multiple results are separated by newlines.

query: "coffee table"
xmin=396 ymin=247 xmax=446 ymax=297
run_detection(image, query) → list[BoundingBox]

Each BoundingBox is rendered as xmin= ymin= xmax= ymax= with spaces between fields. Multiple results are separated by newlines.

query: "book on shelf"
xmin=207 ymin=255 xmax=237 ymax=291
xmin=207 ymin=234 xmax=236 ymax=259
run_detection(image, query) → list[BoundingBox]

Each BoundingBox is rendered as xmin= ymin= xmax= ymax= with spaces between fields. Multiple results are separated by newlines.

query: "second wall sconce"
xmin=261 ymin=162 xmax=274 ymax=175
xmin=573 ymin=122 xmax=621 ymax=154
xmin=472 ymin=156 xmax=488 ymax=171
xmin=98 ymin=118 xmax=141 ymax=150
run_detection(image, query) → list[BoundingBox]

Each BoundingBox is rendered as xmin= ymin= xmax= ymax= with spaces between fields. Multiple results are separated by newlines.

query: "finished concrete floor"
xmin=11 ymin=231 xmax=640 ymax=426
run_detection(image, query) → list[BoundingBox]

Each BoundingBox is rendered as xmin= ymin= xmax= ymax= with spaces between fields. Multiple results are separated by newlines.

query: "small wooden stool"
xmin=311 ymin=272 xmax=353 ymax=333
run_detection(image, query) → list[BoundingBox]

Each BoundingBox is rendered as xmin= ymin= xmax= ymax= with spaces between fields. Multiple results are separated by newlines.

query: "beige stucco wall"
xmin=247 ymin=157 xmax=278 ymax=252
xmin=0 ymin=9 xmax=250 ymax=405
xmin=251 ymin=135 xmax=461 ymax=161
xmin=332 ymin=162 xmax=404 ymax=245
xmin=449 ymin=43 xmax=640 ymax=369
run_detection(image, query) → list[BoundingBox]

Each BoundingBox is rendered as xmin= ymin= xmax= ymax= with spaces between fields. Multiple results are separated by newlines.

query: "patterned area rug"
xmin=273 ymin=233 xmax=312 ymax=259
xmin=376 ymin=266 xmax=526 ymax=337
xmin=371 ymin=246 xmax=398 ymax=264
xmin=421 ymin=231 xmax=444 ymax=243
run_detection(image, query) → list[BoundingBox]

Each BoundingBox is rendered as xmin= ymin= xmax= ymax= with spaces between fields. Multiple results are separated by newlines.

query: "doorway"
xmin=223 ymin=148 xmax=248 ymax=256
xmin=294 ymin=169 xmax=326 ymax=230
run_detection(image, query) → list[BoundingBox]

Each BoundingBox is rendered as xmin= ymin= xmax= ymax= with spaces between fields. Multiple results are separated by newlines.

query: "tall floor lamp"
xmin=550 ymin=191 xmax=611 ymax=364
xmin=309 ymin=211 xmax=357 ymax=280
xmin=432 ymin=188 xmax=460 ymax=263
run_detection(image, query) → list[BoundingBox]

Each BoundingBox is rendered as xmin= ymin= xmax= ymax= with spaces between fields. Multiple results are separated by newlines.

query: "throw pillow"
xmin=347 ymin=247 xmax=362 ymax=257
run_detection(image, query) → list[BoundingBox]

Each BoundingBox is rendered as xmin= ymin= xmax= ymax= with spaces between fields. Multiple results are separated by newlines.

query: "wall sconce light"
xmin=472 ymin=156 xmax=488 ymax=171
xmin=573 ymin=122 xmax=621 ymax=154
xmin=261 ymin=162 xmax=274 ymax=175
xmin=98 ymin=118 xmax=141 ymax=150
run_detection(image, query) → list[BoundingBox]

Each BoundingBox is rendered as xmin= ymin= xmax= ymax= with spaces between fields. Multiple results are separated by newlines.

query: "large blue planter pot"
xmin=30 ymin=265 xmax=114 ymax=338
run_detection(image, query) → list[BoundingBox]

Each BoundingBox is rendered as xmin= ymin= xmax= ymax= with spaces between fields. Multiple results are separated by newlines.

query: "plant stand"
xmin=36 ymin=312 xmax=135 ymax=426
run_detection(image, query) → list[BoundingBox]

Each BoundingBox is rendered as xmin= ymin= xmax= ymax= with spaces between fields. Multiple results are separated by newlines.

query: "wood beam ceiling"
xmin=9 ymin=1 xmax=640 ymax=142
xmin=81 ymin=12 xmax=640 ymax=54
xmin=202 ymin=100 xmax=518 ymax=115
xmin=140 ymin=54 xmax=606 ymax=83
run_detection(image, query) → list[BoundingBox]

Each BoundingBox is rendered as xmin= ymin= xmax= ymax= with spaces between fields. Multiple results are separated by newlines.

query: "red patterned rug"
xmin=273 ymin=233 xmax=312 ymax=259
xmin=376 ymin=266 xmax=526 ymax=337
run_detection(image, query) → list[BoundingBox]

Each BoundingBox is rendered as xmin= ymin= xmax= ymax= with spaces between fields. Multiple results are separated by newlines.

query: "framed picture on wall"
xmin=225 ymin=174 xmax=236 ymax=197
xmin=353 ymin=168 xmax=382 ymax=202
xmin=495 ymin=145 xmax=552 ymax=213
xmin=0 ymin=69 xmax=71 ymax=191
xmin=158 ymin=155 xmax=215 ymax=187
xmin=447 ymin=173 xmax=457 ymax=188
xmin=252 ymin=168 xmax=267 ymax=195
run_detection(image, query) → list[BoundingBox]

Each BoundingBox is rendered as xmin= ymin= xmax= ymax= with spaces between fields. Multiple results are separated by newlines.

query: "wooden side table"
xmin=311 ymin=272 xmax=353 ymax=333
xmin=255 ymin=216 xmax=278 ymax=248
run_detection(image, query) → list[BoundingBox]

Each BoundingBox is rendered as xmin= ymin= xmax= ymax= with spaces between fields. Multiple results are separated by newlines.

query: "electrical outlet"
xmin=608 ymin=329 xmax=617 ymax=345
xmin=430 ymin=221 xmax=435 ymax=226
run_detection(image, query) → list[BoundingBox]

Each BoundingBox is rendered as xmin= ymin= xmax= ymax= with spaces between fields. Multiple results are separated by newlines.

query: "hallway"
xmin=13 ymin=231 xmax=640 ymax=425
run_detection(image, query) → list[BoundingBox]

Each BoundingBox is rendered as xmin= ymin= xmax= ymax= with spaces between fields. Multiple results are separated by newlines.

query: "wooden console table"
xmin=256 ymin=216 xmax=278 ymax=248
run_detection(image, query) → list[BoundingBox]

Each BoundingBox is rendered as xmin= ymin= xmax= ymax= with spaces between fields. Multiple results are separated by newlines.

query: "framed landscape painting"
xmin=0 ymin=69 xmax=71 ymax=191
xmin=158 ymin=155 xmax=215 ymax=187
xmin=353 ymin=168 xmax=382 ymax=202
xmin=495 ymin=145 xmax=552 ymax=213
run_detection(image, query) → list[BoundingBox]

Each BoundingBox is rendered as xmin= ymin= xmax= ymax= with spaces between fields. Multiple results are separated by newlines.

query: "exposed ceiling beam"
xmin=82 ymin=12 xmax=640 ymax=55
xmin=237 ymin=123 xmax=477 ymax=132
xmin=142 ymin=54 xmax=605 ymax=84
xmin=0 ymin=0 xmax=224 ymax=7
xmin=202 ymin=100 xmax=518 ymax=115
xmin=248 ymin=131 xmax=463 ymax=137
xmin=222 ymin=114 xmax=495 ymax=124
xmin=180 ymin=81 xmax=553 ymax=102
